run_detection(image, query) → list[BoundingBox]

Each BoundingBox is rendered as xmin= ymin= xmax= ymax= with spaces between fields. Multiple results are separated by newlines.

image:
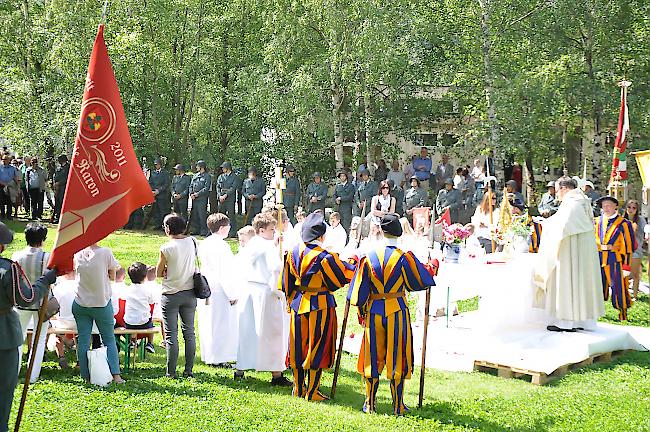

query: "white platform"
xmin=342 ymin=312 xmax=650 ymax=375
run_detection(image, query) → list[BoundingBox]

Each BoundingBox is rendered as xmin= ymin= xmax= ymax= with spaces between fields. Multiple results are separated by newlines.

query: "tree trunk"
xmin=182 ymin=2 xmax=204 ymax=153
xmin=583 ymin=4 xmax=606 ymax=191
xmin=364 ymin=84 xmax=376 ymax=174
xmin=478 ymin=0 xmax=501 ymax=179
xmin=218 ymin=32 xmax=231 ymax=159
xmin=331 ymin=77 xmax=345 ymax=170
xmin=524 ymin=154 xmax=535 ymax=206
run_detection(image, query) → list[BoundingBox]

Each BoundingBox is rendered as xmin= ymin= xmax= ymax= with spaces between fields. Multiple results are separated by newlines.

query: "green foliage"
xmin=2 ymin=0 xmax=650 ymax=188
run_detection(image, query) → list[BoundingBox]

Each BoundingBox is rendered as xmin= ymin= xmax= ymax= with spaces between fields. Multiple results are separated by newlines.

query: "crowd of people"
xmin=2 ymin=144 xmax=649 ymax=429
xmin=0 ymin=147 xmax=70 ymax=224
xmin=133 ymin=148 xmax=607 ymax=247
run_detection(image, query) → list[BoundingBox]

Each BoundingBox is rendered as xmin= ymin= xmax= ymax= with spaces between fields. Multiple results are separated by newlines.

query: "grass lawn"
xmin=5 ymin=219 xmax=650 ymax=432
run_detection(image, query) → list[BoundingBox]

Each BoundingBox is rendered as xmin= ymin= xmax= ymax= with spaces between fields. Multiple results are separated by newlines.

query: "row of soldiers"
xmin=136 ymin=157 xmax=470 ymax=238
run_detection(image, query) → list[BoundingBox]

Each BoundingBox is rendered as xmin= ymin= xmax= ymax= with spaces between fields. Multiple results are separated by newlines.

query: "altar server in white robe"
xmin=234 ymin=212 xmax=292 ymax=386
xmin=533 ymin=178 xmax=604 ymax=332
xmin=323 ymin=212 xmax=347 ymax=254
xmin=197 ymin=213 xmax=239 ymax=367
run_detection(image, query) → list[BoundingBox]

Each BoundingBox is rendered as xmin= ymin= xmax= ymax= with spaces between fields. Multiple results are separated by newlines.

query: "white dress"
xmin=235 ymin=235 xmax=288 ymax=371
xmin=197 ymin=235 xmax=239 ymax=365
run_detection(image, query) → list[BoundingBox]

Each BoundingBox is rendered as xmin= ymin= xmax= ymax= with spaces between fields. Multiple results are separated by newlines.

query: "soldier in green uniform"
xmin=51 ymin=154 xmax=70 ymax=224
xmin=333 ymin=171 xmax=354 ymax=233
xmin=404 ymin=176 xmax=428 ymax=224
xmin=436 ymin=178 xmax=462 ymax=223
xmin=242 ymin=167 xmax=265 ymax=225
xmin=388 ymin=179 xmax=405 ymax=216
xmin=354 ymin=169 xmax=377 ymax=216
xmin=171 ymin=164 xmax=191 ymax=221
xmin=148 ymin=158 xmax=171 ymax=230
xmin=306 ymin=172 xmax=328 ymax=214
xmin=216 ymin=161 xmax=240 ymax=237
xmin=189 ymin=160 xmax=211 ymax=236
xmin=283 ymin=165 xmax=301 ymax=224
xmin=0 ymin=222 xmax=57 ymax=432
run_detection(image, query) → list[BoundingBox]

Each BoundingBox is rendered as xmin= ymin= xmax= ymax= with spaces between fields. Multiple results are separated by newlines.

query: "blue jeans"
xmin=72 ymin=300 xmax=120 ymax=379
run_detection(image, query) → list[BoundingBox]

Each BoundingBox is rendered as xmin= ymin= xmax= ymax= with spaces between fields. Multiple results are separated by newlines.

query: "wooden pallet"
xmin=473 ymin=349 xmax=631 ymax=385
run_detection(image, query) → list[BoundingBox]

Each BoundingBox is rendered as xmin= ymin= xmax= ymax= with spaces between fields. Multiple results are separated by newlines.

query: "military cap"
xmin=312 ymin=172 xmax=322 ymax=178
xmin=546 ymin=181 xmax=556 ymax=188
xmin=154 ymin=158 xmax=162 ymax=165
xmin=220 ymin=161 xmax=232 ymax=170
xmin=444 ymin=178 xmax=454 ymax=186
xmin=360 ymin=169 xmax=370 ymax=176
xmin=196 ymin=160 xmax=207 ymax=169
xmin=174 ymin=164 xmax=185 ymax=171
xmin=286 ymin=165 xmax=296 ymax=172
xmin=57 ymin=154 xmax=69 ymax=163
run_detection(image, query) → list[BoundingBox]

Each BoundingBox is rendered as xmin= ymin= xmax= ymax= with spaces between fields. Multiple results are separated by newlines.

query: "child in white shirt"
xmin=323 ymin=212 xmax=347 ymax=254
xmin=125 ymin=262 xmax=156 ymax=352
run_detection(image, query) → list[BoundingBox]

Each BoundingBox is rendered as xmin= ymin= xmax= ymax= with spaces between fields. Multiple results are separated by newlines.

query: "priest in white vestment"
xmin=533 ymin=178 xmax=604 ymax=332
xmin=234 ymin=213 xmax=291 ymax=385
xmin=197 ymin=213 xmax=239 ymax=366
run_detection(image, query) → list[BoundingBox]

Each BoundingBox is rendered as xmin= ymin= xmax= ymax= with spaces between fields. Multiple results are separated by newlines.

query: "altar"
xmin=415 ymin=251 xmax=545 ymax=330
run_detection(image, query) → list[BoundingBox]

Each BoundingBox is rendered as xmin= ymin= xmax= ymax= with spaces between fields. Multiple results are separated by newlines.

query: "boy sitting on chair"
xmin=124 ymin=262 xmax=157 ymax=353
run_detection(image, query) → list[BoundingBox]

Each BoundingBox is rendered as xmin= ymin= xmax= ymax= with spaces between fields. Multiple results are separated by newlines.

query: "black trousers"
xmin=190 ymin=198 xmax=208 ymax=236
xmin=21 ymin=186 xmax=30 ymax=215
xmin=173 ymin=198 xmax=189 ymax=222
xmin=152 ymin=195 xmax=170 ymax=229
xmin=53 ymin=189 xmax=65 ymax=221
xmin=244 ymin=200 xmax=262 ymax=225
xmin=0 ymin=188 xmax=12 ymax=219
xmin=28 ymin=188 xmax=44 ymax=219
xmin=218 ymin=199 xmax=237 ymax=237
xmin=0 ymin=347 xmax=20 ymax=432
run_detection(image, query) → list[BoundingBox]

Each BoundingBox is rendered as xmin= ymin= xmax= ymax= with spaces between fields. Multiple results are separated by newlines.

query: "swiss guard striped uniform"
xmin=529 ymin=218 xmax=542 ymax=253
xmin=595 ymin=213 xmax=636 ymax=320
xmin=279 ymin=214 xmax=355 ymax=401
xmin=347 ymin=242 xmax=435 ymax=415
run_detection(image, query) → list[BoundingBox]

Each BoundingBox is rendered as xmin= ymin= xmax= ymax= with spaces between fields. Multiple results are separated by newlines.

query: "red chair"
xmin=114 ymin=298 xmax=127 ymax=328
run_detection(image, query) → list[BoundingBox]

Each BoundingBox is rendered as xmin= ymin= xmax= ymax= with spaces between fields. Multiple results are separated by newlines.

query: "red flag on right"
xmin=48 ymin=24 xmax=153 ymax=273
xmin=610 ymin=81 xmax=632 ymax=184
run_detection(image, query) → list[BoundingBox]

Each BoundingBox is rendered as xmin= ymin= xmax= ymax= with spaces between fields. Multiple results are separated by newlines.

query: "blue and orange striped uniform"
xmin=529 ymin=219 xmax=542 ymax=253
xmin=279 ymin=242 xmax=355 ymax=401
xmin=595 ymin=214 xmax=636 ymax=320
xmin=347 ymin=246 xmax=435 ymax=415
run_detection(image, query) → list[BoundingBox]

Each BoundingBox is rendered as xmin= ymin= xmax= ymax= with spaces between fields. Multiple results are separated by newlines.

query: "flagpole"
xmin=14 ymin=288 xmax=51 ymax=432
xmin=102 ymin=0 xmax=110 ymax=24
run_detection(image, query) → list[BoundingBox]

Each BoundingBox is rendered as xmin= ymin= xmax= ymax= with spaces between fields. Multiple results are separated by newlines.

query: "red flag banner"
xmin=434 ymin=207 xmax=451 ymax=227
xmin=610 ymin=81 xmax=631 ymax=182
xmin=48 ymin=25 xmax=154 ymax=272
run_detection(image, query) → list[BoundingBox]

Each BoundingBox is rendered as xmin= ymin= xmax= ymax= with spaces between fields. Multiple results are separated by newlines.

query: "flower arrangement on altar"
xmin=442 ymin=223 xmax=472 ymax=245
xmin=497 ymin=213 xmax=533 ymax=253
